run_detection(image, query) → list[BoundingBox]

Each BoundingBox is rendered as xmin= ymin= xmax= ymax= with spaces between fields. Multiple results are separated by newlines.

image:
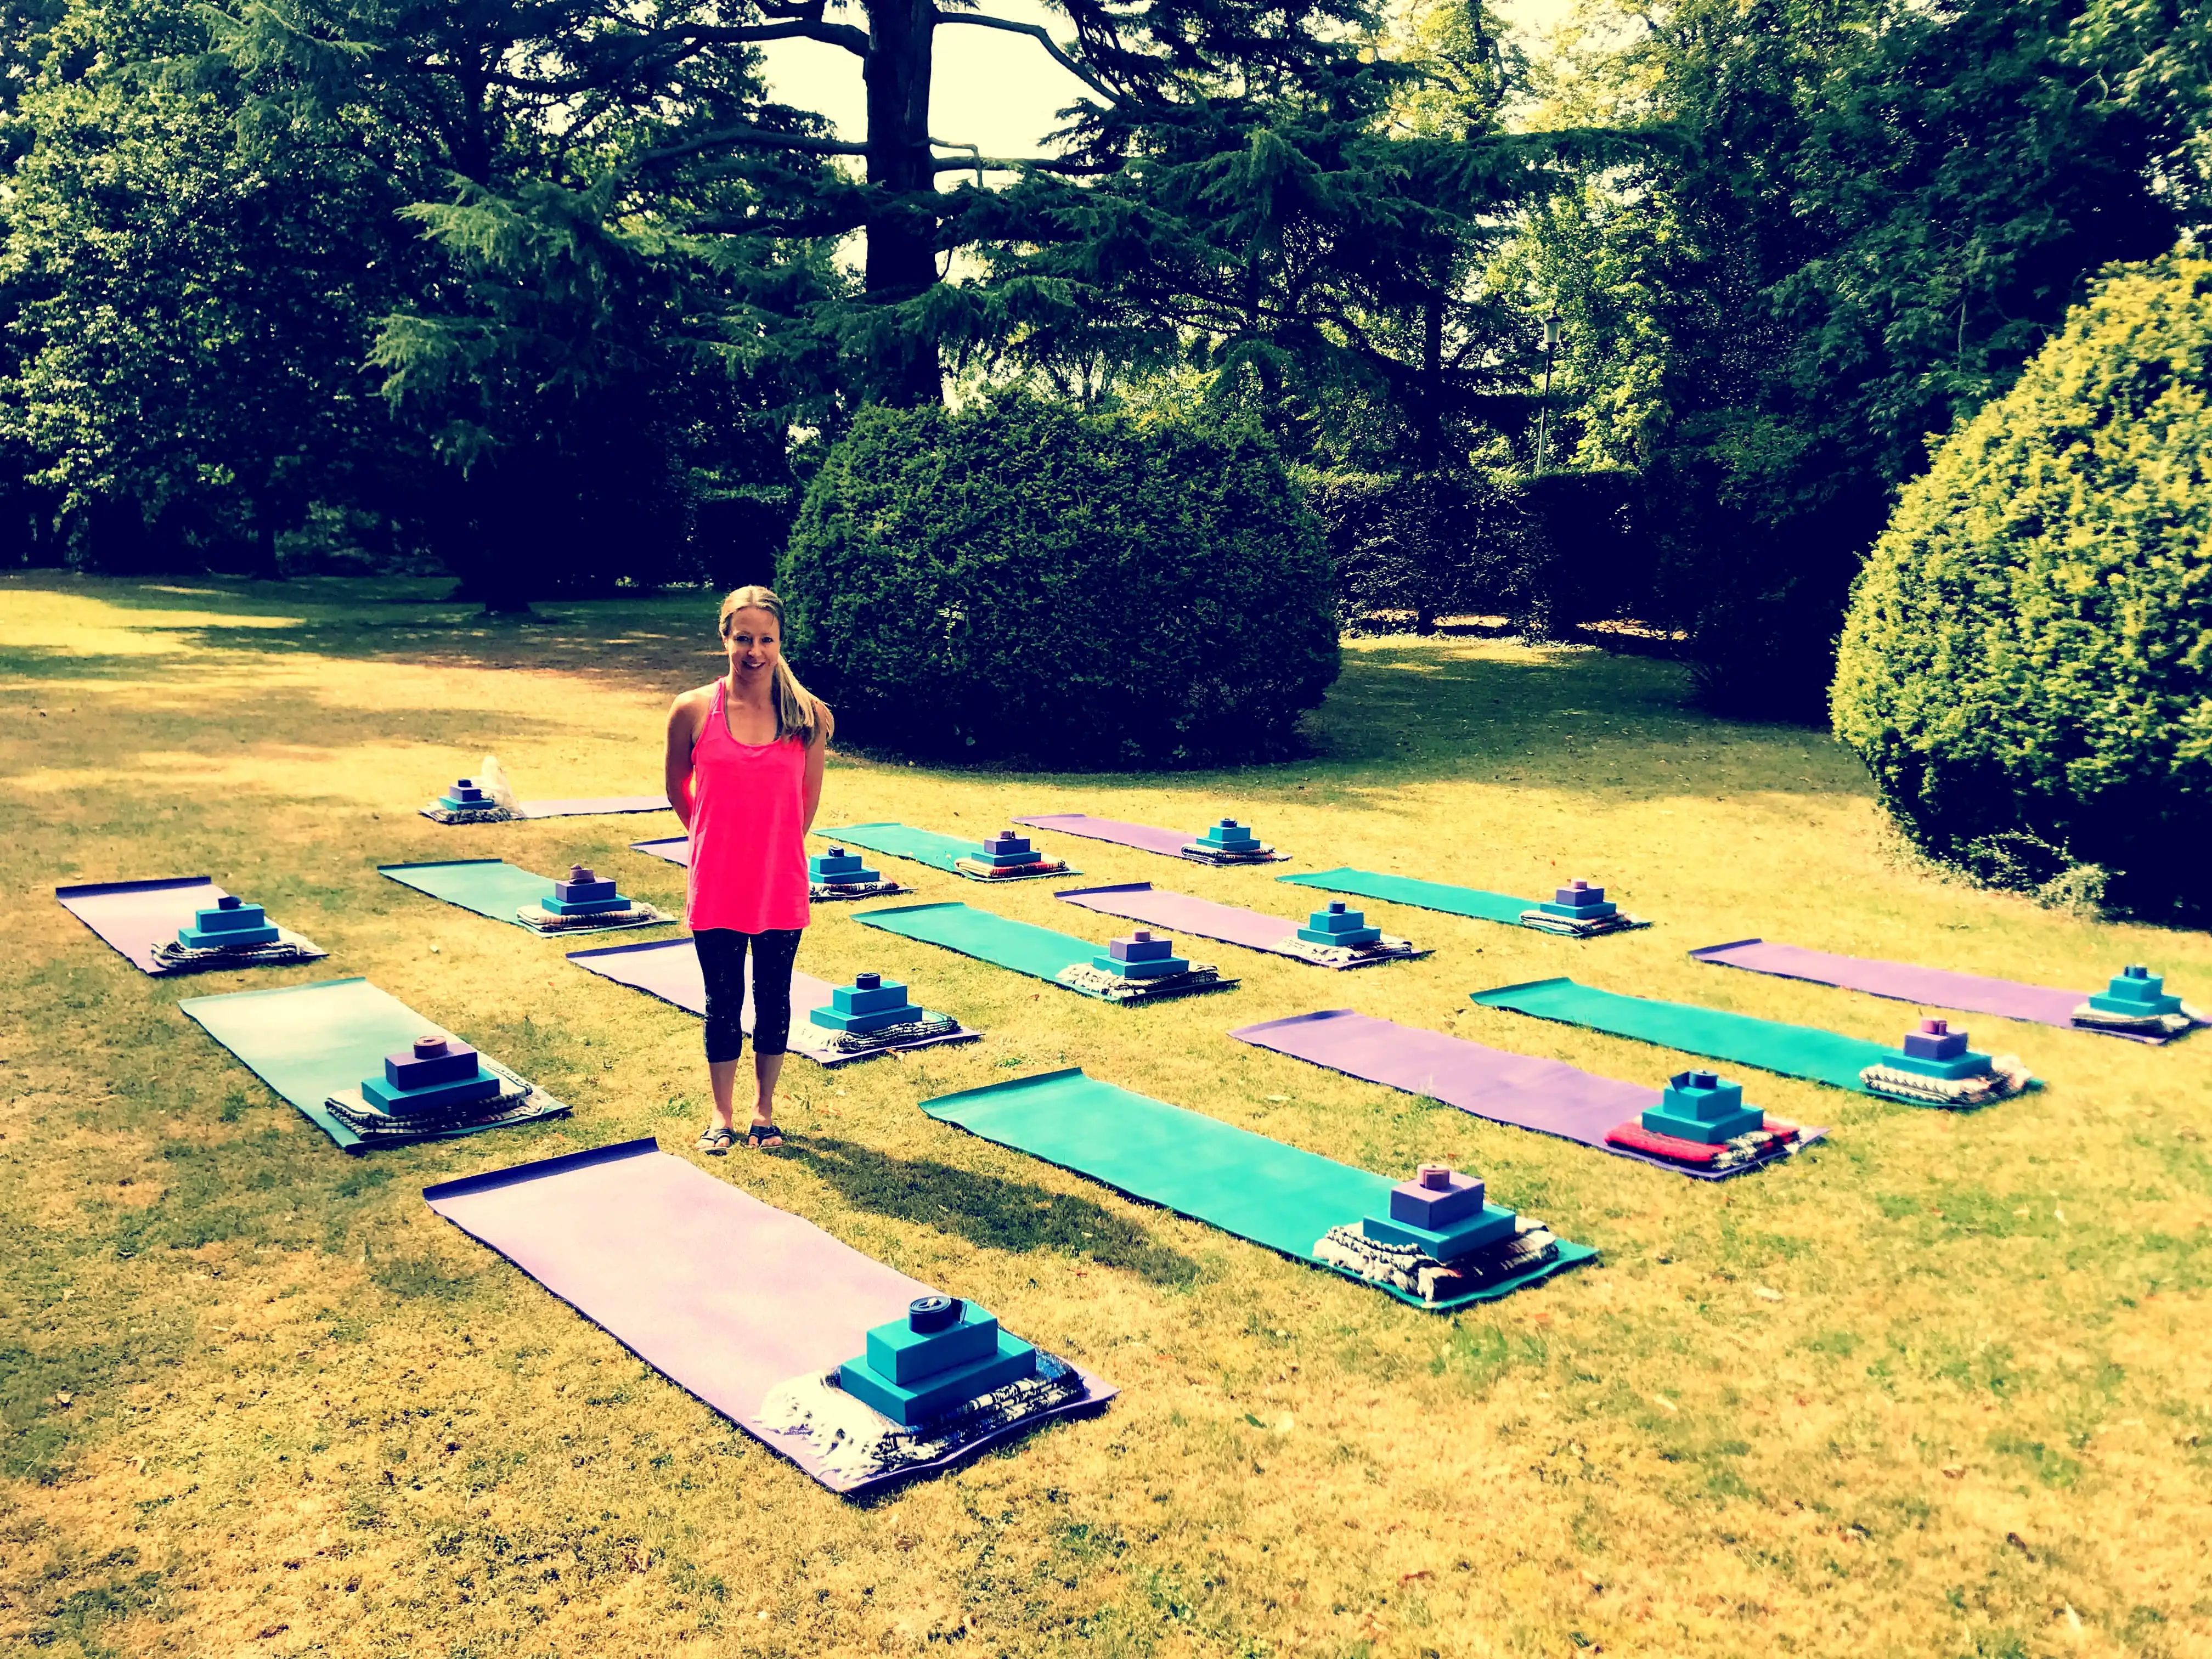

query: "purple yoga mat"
xmin=630 ymin=836 xmax=691 ymax=867
xmin=518 ymin=795 xmax=672 ymax=819
xmin=55 ymin=877 xmax=326 ymax=975
xmin=565 ymin=939 xmax=978 ymax=1064
xmin=1232 ymin=1010 xmax=1824 ymax=1181
xmin=1690 ymin=938 xmax=2194 ymax=1045
xmin=425 ymin=1140 xmax=1113 ymax=1495
xmin=1058 ymin=883 xmax=1291 ymax=951
xmin=1015 ymin=814 xmax=1207 ymax=859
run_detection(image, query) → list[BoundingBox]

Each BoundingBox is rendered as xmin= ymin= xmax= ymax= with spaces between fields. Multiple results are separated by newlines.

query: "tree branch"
xmin=674 ymin=18 xmax=871 ymax=57
xmin=640 ymin=122 xmax=870 ymax=165
xmin=932 ymin=12 xmax=1118 ymax=103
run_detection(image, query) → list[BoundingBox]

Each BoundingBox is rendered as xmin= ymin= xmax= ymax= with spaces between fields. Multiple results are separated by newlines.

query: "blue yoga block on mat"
xmin=973 ymin=849 xmax=1042 ymax=869
xmin=811 ymin=849 xmax=878 ymax=883
xmin=1883 ymin=1047 xmax=1994 ymax=1081
xmin=2089 ymin=964 xmax=2182 ymax=1017
xmin=361 ymin=1066 xmax=503 ymax=1118
xmin=1362 ymin=1203 xmax=1518 ymax=1261
xmin=1640 ymin=1069 xmax=1763 ymax=1144
xmin=540 ymin=893 xmax=630 ymax=916
xmin=1195 ymin=819 xmax=1262 ymax=853
xmin=864 ymin=1302 xmax=1002 ymax=1385
xmin=439 ymin=781 xmax=498 ymax=811
xmin=1092 ymin=951 xmax=1189 ymax=979
xmin=179 ymin=896 xmax=280 ymax=949
xmin=1298 ymin=902 xmax=1381 ymax=947
xmin=841 ymin=1330 xmax=1038 ymax=1426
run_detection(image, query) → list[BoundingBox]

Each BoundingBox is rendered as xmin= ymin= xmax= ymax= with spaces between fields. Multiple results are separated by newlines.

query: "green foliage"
xmin=781 ymin=400 xmax=1339 ymax=768
xmin=1831 ymin=254 xmax=2212 ymax=916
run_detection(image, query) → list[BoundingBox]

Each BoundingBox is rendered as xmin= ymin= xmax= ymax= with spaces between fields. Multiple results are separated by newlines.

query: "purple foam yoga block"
xmin=1901 ymin=1017 xmax=1968 ymax=1060
xmin=1389 ymin=1167 xmax=1485 ymax=1229
xmin=1110 ymin=932 xmax=1175 ymax=962
xmin=1555 ymin=881 xmax=1605 ymax=907
xmin=385 ymin=1034 xmax=480 ymax=1089
xmin=983 ymin=831 xmax=1029 ymax=855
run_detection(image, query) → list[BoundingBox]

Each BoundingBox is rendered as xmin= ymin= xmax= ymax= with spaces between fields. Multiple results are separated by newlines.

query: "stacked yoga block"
xmin=1641 ymin=1070 xmax=1763 ymax=1144
xmin=1186 ymin=818 xmax=1271 ymax=860
xmin=541 ymin=866 xmax=633 ymax=918
xmin=810 ymin=846 xmax=882 ymax=888
xmin=2088 ymin=964 xmax=2184 ymax=1020
xmin=1299 ymin=900 xmax=1381 ymax=949
xmin=1093 ymin=929 xmax=1189 ymax=981
xmin=839 ymin=1295 xmax=1039 ymax=1426
xmin=362 ymin=1035 xmax=502 ymax=1119
xmin=810 ymin=972 xmax=924 ymax=1036
xmin=975 ymin=831 xmax=1045 ymax=874
xmin=438 ymin=778 xmax=501 ymax=816
xmin=1882 ymin=1017 xmax=1996 ymax=1082
xmin=1540 ymin=881 xmax=1617 ymax=925
xmin=177 ymin=894 xmax=280 ymax=951
xmin=1361 ymin=1165 xmax=1517 ymax=1261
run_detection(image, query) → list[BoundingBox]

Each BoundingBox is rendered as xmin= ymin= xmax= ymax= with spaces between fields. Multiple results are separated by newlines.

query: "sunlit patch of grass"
xmin=1 ymin=573 xmax=2208 ymax=1656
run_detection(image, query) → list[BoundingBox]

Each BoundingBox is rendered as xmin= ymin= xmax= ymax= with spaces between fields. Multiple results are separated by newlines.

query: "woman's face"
xmin=723 ymin=607 xmax=781 ymax=679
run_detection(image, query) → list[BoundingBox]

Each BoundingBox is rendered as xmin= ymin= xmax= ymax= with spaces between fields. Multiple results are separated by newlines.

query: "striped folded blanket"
xmin=149 ymin=933 xmax=324 ymax=972
xmin=815 ymin=1013 xmax=964 ymax=1053
xmin=1053 ymin=961 xmax=1232 ymax=1002
xmin=809 ymin=880 xmax=911 ymax=903
xmin=952 ymin=858 xmax=1071 ymax=881
xmin=324 ymin=1066 xmax=566 ymax=1137
xmin=1269 ymin=933 xmax=1424 ymax=968
xmin=419 ymin=805 xmax=518 ymax=825
xmin=1516 ymin=910 xmax=1650 ymax=938
xmin=514 ymin=903 xmax=673 ymax=933
xmin=2071 ymin=1001 xmax=2204 ymax=1037
xmin=1313 ymin=1218 xmax=1560 ymax=1303
xmin=1604 ymin=1116 xmax=1802 ymax=1169
xmin=1858 ymin=1053 xmax=2032 ymax=1107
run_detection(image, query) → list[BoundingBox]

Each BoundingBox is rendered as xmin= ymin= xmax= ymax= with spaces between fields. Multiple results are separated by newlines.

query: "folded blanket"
xmin=1604 ymin=1116 xmax=1803 ymax=1169
xmin=514 ymin=903 xmax=674 ymax=933
xmin=149 ymin=933 xmax=326 ymax=973
xmin=1858 ymin=1054 xmax=2032 ymax=1108
xmin=809 ymin=880 xmax=912 ymax=903
xmin=2072 ymin=1000 xmax=2206 ymax=1037
xmin=1312 ymin=1219 xmax=1560 ymax=1304
xmin=1179 ymin=843 xmax=1282 ymax=866
xmin=1269 ymin=933 xmax=1425 ymax=969
xmin=1516 ymin=910 xmax=1651 ymax=938
xmin=812 ymin=1013 xmax=966 ymax=1054
xmin=754 ymin=1350 xmax=1090 ymax=1486
xmin=1052 ymin=960 xmax=1233 ymax=1002
xmin=419 ymin=805 xmax=518 ymax=825
xmin=325 ymin=1065 xmax=561 ymax=1137
xmin=952 ymin=857 xmax=1072 ymax=882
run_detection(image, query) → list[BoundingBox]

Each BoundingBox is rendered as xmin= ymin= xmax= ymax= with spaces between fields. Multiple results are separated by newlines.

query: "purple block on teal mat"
xmin=1389 ymin=1165 xmax=1485 ymax=1228
xmin=1231 ymin=1009 xmax=1824 ymax=1182
xmin=423 ymin=1140 xmax=1113 ymax=1494
xmin=555 ymin=866 xmax=619 ymax=904
xmin=1901 ymin=1018 xmax=1969 ymax=1060
xmin=1109 ymin=930 xmax=1176 ymax=963
xmin=386 ymin=1035 xmax=479 ymax=1090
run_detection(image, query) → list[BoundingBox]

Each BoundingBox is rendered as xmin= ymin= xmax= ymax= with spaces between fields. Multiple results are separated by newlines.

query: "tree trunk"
xmin=864 ymin=0 xmax=945 ymax=407
xmin=1415 ymin=287 xmax=1445 ymax=472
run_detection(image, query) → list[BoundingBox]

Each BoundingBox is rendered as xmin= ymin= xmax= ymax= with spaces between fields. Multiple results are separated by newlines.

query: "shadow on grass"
xmin=782 ymin=1135 xmax=1200 ymax=1288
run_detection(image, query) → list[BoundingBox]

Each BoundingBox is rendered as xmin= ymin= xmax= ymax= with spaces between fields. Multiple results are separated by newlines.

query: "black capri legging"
xmin=695 ymin=928 xmax=803 ymax=1063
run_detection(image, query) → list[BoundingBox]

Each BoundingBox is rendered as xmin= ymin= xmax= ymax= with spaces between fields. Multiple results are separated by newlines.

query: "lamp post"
xmin=1537 ymin=307 xmax=1561 ymax=473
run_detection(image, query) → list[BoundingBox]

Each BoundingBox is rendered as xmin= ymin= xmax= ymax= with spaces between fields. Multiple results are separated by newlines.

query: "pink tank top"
xmin=684 ymin=680 xmax=810 ymax=933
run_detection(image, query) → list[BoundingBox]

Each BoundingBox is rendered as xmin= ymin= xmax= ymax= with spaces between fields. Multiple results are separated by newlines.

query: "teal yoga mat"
xmin=1279 ymin=868 xmax=1533 ymax=926
xmin=177 ymin=977 xmax=570 ymax=1152
xmin=1472 ymin=977 xmax=1901 ymax=1092
xmin=822 ymin=823 xmax=1075 ymax=881
xmin=380 ymin=860 xmax=672 ymax=935
xmin=851 ymin=902 xmax=1091 ymax=979
xmin=922 ymin=1069 xmax=1593 ymax=1310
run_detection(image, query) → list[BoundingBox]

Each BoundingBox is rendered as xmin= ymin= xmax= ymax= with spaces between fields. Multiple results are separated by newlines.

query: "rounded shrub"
xmin=779 ymin=399 xmax=1339 ymax=768
xmin=1831 ymin=253 xmax=2212 ymax=915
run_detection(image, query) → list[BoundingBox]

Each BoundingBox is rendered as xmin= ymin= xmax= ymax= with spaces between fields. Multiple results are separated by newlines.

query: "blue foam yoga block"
xmin=1091 ymin=952 xmax=1188 ymax=979
xmin=864 ymin=1301 xmax=1001 ymax=1385
xmin=1362 ymin=1203 xmax=1518 ymax=1261
xmin=1195 ymin=819 xmax=1262 ymax=851
xmin=2089 ymin=964 xmax=2182 ymax=1016
xmin=840 ymin=1329 xmax=1038 ymax=1426
xmin=540 ymin=893 xmax=631 ymax=916
xmin=1639 ymin=1069 xmax=1763 ymax=1143
xmin=360 ymin=1066 xmax=503 ymax=1117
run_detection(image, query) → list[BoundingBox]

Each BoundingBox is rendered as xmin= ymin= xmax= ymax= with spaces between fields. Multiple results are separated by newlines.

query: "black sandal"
xmin=696 ymin=1125 xmax=738 ymax=1155
xmin=745 ymin=1122 xmax=784 ymax=1149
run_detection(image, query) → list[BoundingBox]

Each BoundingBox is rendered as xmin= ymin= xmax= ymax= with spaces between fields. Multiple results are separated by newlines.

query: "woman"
xmin=664 ymin=585 xmax=833 ymax=1152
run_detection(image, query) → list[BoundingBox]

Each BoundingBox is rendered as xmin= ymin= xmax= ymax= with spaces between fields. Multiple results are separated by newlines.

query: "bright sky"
xmin=756 ymin=0 xmax=1577 ymax=159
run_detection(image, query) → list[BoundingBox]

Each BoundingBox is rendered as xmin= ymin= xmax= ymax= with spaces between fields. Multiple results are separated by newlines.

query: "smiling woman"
xmin=663 ymin=585 xmax=835 ymax=1153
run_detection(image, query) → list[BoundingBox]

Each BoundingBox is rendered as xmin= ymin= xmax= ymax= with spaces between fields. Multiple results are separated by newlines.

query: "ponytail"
xmin=718 ymin=584 xmax=820 ymax=744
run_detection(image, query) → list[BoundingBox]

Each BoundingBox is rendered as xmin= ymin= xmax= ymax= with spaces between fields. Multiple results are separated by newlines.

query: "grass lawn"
xmin=2 ymin=572 xmax=2207 ymax=1659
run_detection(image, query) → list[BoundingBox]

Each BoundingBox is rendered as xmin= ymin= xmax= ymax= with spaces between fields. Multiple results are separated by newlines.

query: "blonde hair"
xmin=718 ymin=585 xmax=820 ymax=743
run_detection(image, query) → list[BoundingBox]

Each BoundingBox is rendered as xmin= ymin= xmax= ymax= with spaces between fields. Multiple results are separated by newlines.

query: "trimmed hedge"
xmin=1831 ymin=253 xmax=2212 ymax=915
xmin=779 ymin=401 xmax=1339 ymax=768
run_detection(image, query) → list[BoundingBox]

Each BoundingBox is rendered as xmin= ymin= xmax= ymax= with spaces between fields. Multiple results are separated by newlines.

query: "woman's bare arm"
xmin=801 ymin=702 xmax=835 ymax=833
xmin=665 ymin=690 xmax=706 ymax=830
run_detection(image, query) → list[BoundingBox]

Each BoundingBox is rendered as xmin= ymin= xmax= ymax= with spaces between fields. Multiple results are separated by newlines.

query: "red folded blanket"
xmin=1603 ymin=1115 xmax=1801 ymax=1167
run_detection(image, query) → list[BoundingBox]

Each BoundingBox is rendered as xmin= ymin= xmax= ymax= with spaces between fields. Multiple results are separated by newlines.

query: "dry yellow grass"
xmin=1 ymin=572 xmax=2208 ymax=1659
